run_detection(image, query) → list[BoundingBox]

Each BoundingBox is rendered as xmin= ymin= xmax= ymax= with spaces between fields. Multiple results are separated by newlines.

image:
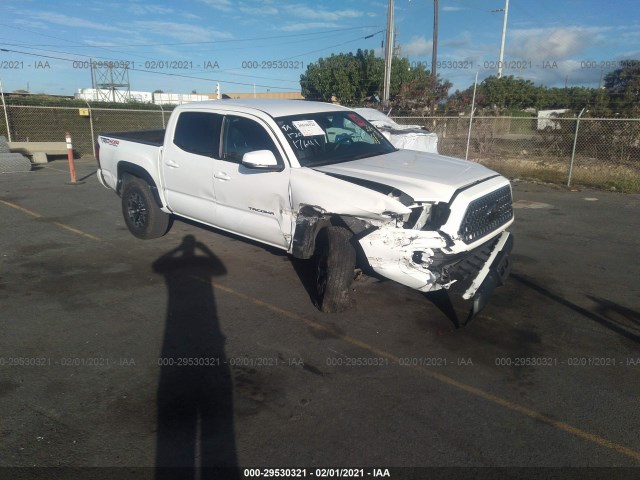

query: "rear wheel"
xmin=121 ymin=176 xmax=170 ymax=239
xmin=315 ymin=226 xmax=356 ymax=313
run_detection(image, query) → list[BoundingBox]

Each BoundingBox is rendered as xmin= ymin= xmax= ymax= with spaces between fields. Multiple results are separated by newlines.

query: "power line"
xmin=0 ymin=43 xmax=301 ymax=84
xmin=281 ymin=31 xmax=384 ymax=60
xmin=0 ymin=25 xmax=385 ymax=89
xmin=0 ymin=48 xmax=294 ymax=90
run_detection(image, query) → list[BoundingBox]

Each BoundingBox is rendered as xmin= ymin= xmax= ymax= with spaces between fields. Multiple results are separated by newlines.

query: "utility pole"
xmin=432 ymin=0 xmax=438 ymax=78
xmin=382 ymin=0 xmax=394 ymax=108
xmin=429 ymin=0 xmax=439 ymax=115
xmin=497 ymin=0 xmax=509 ymax=78
xmin=90 ymin=57 xmax=95 ymax=90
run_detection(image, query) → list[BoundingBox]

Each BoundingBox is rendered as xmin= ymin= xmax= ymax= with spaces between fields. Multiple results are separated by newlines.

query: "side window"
xmin=222 ymin=116 xmax=281 ymax=164
xmin=173 ymin=112 xmax=222 ymax=157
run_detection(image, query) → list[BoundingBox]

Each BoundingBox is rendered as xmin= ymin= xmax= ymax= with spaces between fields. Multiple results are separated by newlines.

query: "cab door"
xmin=161 ymin=111 xmax=222 ymax=225
xmin=210 ymin=113 xmax=293 ymax=249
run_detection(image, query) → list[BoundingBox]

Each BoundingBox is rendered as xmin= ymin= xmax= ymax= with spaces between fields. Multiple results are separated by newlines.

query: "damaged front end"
xmin=357 ymin=178 xmax=514 ymax=317
xmin=289 ymin=167 xmax=514 ymax=318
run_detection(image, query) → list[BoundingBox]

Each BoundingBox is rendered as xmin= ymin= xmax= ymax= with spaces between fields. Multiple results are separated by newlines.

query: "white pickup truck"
xmin=97 ymin=99 xmax=513 ymax=319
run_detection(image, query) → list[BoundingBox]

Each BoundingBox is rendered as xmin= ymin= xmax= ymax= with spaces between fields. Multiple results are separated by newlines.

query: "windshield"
xmin=276 ymin=111 xmax=396 ymax=167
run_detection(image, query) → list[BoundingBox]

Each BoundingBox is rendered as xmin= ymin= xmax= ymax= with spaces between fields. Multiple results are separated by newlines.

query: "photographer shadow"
xmin=153 ymin=235 xmax=238 ymax=479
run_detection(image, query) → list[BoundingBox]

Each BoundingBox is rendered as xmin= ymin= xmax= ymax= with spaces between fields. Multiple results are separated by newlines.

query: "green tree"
xmin=300 ymin=50 xmax=452 ymax=110
xmin=300 ymin=51 xmax=369 ymax=104
xmin=356 ymin=49 xmax=384 ymax=99
xmin=604 ymin=60 xmax=640 ymax=116
xmin=479 ymin=75 xmax=539 ymax=109
xmin=391 ymin=60 xmax=452 ymax=113
xmin=445 ymin=76 xmax=609 ymax=115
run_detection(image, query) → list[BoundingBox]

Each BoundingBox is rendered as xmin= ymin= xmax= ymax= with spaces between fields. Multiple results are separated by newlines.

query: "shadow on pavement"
xmin=152 ymin=234 xmax=239 ymax=479
xmin=587 ymin=295 xmax=640 ymax=332
xmin=288 ymin=256 xmax=320 ymax=309
xmin=424 ymin=289 xmax=463 ymax=328
xmin=513 ymin=273 xmax=640 ymax=344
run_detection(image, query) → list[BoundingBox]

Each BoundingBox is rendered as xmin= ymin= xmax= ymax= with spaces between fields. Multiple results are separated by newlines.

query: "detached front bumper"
xmin=451 ymin=232 xmax=513 ymax=317
xmin=358 ymin=228 xmax=513 ymax=308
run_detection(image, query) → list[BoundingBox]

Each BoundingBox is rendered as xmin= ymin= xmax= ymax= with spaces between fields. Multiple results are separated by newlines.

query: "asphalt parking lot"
xmin=0 ymin=157 xmax=639 ymax=479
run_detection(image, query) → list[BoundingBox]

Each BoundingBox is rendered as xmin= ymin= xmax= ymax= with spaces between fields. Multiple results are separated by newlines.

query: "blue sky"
xmin=1 ymin=0 xmax=639 ymax=97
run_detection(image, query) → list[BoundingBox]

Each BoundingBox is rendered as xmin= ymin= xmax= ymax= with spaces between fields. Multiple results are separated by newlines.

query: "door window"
xmin=222 ymin=116 xmax=282 ymax=164
xmin=173 ymin=112 xmax=222 ymax=157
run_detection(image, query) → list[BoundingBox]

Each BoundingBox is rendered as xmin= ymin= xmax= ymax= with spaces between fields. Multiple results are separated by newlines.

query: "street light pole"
xmin=568 ymin=107 xmax=587 ymax=187
xmin=497 ymin=0 xmax=509 ymax=78
xmin=432 ymin=0 xmax=438 ymax=79
xmin=382 ymin=0 xmax=395 ymax=109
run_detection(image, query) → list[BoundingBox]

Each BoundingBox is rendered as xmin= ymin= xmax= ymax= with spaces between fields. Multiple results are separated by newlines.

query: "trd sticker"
xmin=100 ymin=138 xmax=120 ymax=147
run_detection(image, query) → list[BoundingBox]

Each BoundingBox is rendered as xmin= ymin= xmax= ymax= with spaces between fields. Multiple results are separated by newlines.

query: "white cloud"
xmin=514 ymin=59 xmax=605 ymax=88
xmin=442 ymin=6 xmax=463 ymax=12
xmin=104 ymin=2 xmax=174 ymax=15
xmin=192 ymin=1 xmax=365 ymax=28
xmin=402 ymin=36 xmax=432 ymax=57
xmin=130 ymin=21 xmax=233 ymax=43
xmin=508 ymin=26 xmax=609 ymax=63
xmin=280 ymin=22 xmax=343 ymax=32
xmin=197 ymin=0 xmax=233 ymax=12
xmin=126 ymin=5 xmax=174 ymax=15
xmin=26 ymin=12 xmax=122 ymax=32
xmin=618 ymin=49 xmax=640 ymax=59
xmin=239 ymin=6 xmax=280 ymax=16
xmin=12 ymin=19 xmax=48 ymax=30
xmin=81 ymin=40 xmax=122 ymax=47
xmin=287 ymin=5 xmax=362 ymax=22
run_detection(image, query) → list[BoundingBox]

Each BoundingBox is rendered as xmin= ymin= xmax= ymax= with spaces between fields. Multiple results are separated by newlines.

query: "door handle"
xmin=214 ymin=172 xmax=231 ymax=181
xmin=166 ymin=159 xmax=180 ymax=168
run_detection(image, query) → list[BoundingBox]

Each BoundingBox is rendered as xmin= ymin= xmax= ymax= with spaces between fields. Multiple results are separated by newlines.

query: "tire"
xmin=121 ymin=176 xmax=171 ymax=239
xmin=315 ymin=226 xmax=356 ymax=313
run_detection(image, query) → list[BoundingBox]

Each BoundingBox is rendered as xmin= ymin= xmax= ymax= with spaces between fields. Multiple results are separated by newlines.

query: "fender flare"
xmin=117 ymin=161 xmax=164 ymax=208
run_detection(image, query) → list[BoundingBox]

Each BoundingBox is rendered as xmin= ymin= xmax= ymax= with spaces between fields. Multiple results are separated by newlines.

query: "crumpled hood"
xmin=313 ymin=150 xmax=498 ymax=203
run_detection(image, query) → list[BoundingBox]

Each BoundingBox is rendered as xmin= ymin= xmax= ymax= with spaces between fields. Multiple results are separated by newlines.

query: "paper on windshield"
xmin=292 ymin=120 xmax=324 ymax=137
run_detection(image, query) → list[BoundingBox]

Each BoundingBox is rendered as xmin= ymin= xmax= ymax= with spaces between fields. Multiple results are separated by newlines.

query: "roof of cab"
xmin=174 ymin=98 xmax=351 ymax=118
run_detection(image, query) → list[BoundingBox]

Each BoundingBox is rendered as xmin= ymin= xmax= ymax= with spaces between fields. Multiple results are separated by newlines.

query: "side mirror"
xmin=241 ymin=150 xmax=282 ymax=171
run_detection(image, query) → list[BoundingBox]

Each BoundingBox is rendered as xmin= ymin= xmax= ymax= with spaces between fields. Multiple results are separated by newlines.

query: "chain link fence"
xmin=0 ymin=104 xmax=167 ymax=157
xmin=393 ymin=116 xmax=640 ymax=192
xmin=1 ymin=102 xmax=639 ymax=192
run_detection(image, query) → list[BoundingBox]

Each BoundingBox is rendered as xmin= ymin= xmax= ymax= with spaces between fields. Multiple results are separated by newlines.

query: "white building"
xmin=74 ymin=88 xmax=210 ymax=105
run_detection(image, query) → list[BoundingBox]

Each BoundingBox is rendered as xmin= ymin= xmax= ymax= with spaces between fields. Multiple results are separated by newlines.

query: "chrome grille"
xmin=459 ymin=185 xmax=513 ymax=244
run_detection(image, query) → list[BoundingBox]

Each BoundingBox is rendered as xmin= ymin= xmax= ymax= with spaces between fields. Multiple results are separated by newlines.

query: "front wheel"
xmin=315 ymin=226 xmax=356 ymax=313
xmin=121 ymin=176 xmax=171 ymax=239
